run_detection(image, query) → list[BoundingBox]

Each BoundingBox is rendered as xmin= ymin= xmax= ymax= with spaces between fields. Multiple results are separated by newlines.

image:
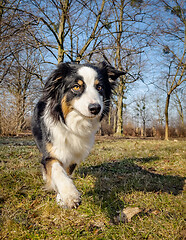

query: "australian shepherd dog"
xmin=31 ymin=61 xmax=125 ymax=209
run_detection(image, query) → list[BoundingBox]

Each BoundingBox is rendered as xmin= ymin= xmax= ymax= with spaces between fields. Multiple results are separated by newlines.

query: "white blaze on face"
xmin=73 ymin=66 xmax=103 ymax=118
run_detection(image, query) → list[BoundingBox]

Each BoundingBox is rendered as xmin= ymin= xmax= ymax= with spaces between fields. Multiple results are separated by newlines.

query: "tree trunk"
xmin=143 ymin=120 xmax=146 ymax=137
xmin=0 ymin=1 xmax=3 ymax=36
xmin=116 ymin=83 xmax=123 ymax=134
xmin=0 ymin=106 xmax=2 ymax=134
xmin=0 ymin=0 xmax=5 ymax=37
xmin=58 ymin=0 xmax=69 ymax=63
xmin=115 ymin=0 xmax=124 ymax=135
xmin=141 ymin=127 xmax=143 ymax=137
xmin=113 ymin=110 xmax=117 ymax=133
xmin=108 ymin=106 xmax=111 ymax=126
xmin=165 ymin=94 xmax=170 ymax=140
xmin=16 ymin=94 xmax=26 ymax=134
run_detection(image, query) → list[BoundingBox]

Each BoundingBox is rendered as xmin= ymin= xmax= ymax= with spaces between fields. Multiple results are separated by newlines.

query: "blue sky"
xmin=26 ymin=0 xmax=186 ymax=125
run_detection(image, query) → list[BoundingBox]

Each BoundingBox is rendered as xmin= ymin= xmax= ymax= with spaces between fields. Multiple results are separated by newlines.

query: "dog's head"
xmin=43 ymin=61 xmax=125 ymax=122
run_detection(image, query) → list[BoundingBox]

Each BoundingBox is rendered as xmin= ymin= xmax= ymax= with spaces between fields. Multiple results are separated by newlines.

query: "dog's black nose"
xmin=88 ymin=103 xmax=101 ymax=115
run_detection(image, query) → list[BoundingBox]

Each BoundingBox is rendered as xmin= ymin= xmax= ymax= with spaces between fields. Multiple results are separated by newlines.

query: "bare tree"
xmin=173 ymin=89 xmax=185 ymax=128
xmin=155 ymin=98 xmax=165 ymax=127
xmin=134 ymin=95 xmax=149 ymax=137
xmin=0 ymin=45 xmax=42 ymax=133
xmin=9 ymin=0 xmax=107 ymax=63
xmin=98 ymin=0 xmax=147 ymax=135
xmin=152 ymin=0 xmax=185 ymax=140
xmin=164 ymin=55 xmax=185 ymax=140
xmin=1 ymin=0 xmax=185 ymax=138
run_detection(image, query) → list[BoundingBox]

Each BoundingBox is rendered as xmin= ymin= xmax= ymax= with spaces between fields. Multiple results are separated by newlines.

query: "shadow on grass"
xmin=78 ymin=157 xmax=185 ymax=220
xmin=0 ymin=137 xmax=35 ymax=146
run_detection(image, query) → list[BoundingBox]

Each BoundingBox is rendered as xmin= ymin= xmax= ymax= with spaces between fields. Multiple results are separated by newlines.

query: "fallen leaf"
xmin=151 ymin=210 xmax=160 ymax=215
xmin=114 ymin=207 xmax=142 ymax=223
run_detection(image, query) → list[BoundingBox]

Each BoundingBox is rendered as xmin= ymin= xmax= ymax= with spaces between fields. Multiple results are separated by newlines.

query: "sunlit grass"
xmin=0 ymin=136 xmax=185 ymax=239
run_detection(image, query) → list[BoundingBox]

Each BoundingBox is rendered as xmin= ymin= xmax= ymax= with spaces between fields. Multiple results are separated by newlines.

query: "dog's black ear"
xmin=42 ymin=62 xmax=71 ymax=122
xmin=44 ymin=62 xmax=70 ymax=99
xmin=98 ymin=61 xmax=126 ymax=81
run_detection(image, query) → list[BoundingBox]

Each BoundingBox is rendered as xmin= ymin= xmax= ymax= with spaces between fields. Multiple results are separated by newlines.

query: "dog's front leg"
xmin=46 ymin=160 xmax=81 ymax=209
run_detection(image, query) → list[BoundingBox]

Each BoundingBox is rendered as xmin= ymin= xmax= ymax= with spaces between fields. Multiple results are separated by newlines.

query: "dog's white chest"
xmin=44 ymin=110 xmax=100 ymax=169
xmin=52 ymin=124 xmax=94 ymax=167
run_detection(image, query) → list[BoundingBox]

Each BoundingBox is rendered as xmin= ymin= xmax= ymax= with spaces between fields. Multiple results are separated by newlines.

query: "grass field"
xmin=0 ymin=136 xmax=185 ymax=239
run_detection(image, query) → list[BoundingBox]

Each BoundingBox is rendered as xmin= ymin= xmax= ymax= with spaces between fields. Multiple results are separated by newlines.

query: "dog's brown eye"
xmin=72 ymin=84 xmax=81 ymax=92
xmin=96 ymin=85 xmax=103 ymax=92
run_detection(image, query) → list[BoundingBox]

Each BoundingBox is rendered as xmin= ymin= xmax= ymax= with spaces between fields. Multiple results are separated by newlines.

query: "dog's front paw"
xmin=56 ymin=190 xmax=81 ymax=209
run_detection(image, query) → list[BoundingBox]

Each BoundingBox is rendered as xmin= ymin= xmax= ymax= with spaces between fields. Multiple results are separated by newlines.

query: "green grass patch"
xmin=0 ymin=136 xmax=185 ymax=239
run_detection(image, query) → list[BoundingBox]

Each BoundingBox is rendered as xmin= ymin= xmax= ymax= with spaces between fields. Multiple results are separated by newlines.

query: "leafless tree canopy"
xmin=0 ymin=0 xmax=185 ymax=138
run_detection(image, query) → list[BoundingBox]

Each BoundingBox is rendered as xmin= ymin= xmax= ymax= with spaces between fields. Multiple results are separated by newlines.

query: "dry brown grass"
xmin=0 ymin=136 xmax=185 ymax=239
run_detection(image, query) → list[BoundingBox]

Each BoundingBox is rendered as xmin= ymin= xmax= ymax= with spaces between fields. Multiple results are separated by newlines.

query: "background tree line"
xmin=0 ymin=0 xmax=185 ymax=139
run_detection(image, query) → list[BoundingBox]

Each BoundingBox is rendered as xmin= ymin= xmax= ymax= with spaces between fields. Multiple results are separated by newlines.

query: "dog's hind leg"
xmin=44 ymin=159 xmax=81 ymax=209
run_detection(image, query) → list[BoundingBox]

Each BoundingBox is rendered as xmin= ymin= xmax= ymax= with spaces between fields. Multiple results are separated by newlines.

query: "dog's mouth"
xmin=73 ymin=108 xmax=101 ymax=119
